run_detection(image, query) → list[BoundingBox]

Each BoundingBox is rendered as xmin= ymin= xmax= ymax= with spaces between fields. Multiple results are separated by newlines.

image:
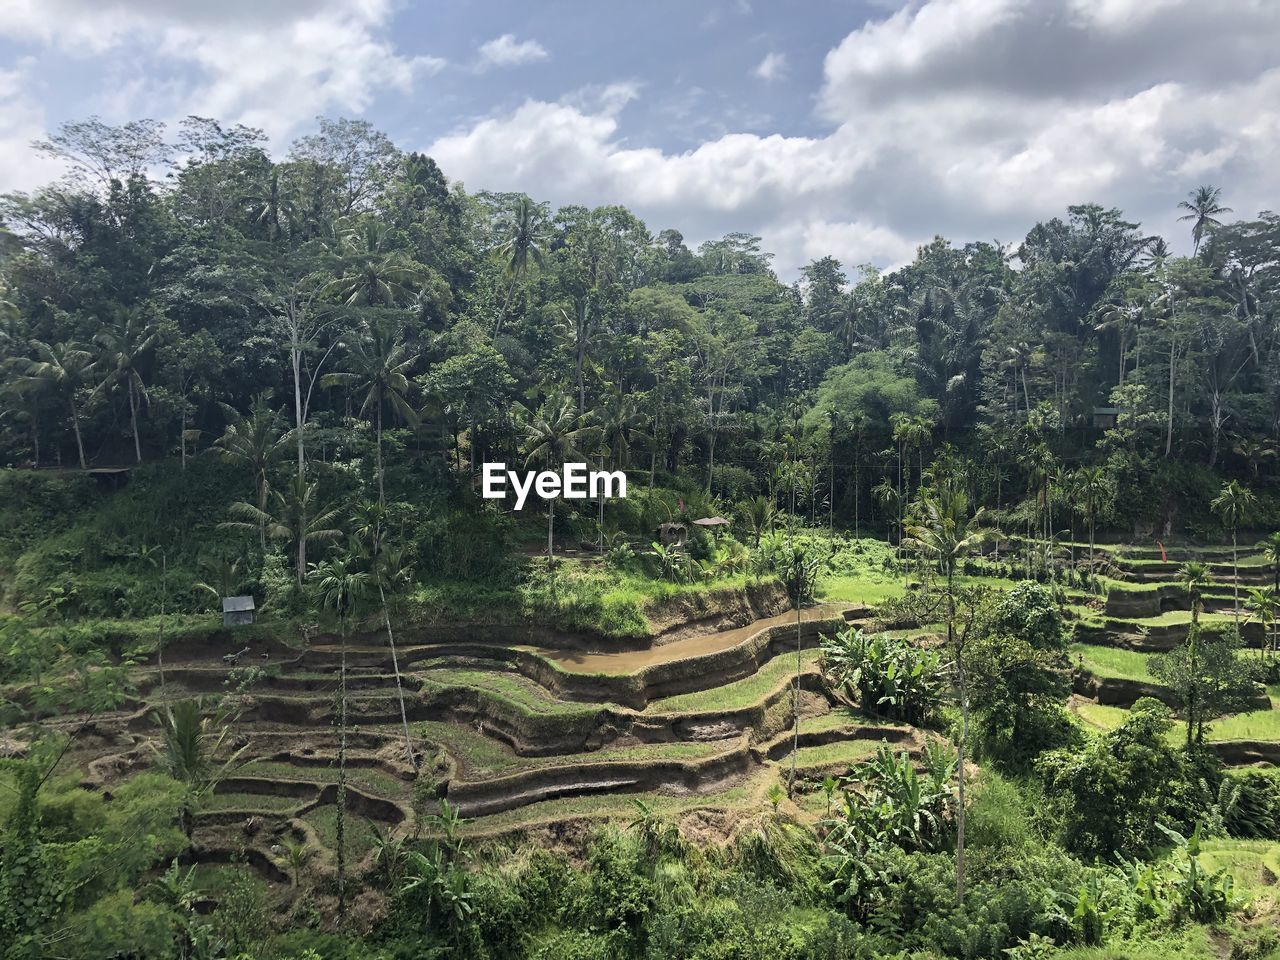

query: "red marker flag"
xmin=1157 ymin=540 xmax=1166 ymax=562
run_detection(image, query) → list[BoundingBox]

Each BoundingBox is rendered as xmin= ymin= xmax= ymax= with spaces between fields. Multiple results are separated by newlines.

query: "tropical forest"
xmin=1 ymin=114 xmax=1280 ymax=960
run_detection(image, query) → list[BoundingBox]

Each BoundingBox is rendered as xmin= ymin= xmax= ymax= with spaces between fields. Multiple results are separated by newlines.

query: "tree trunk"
xmin=547 ymin=497 xmax=555 ymax=562
xmin=1232 ymin=529 xmax=1239 ymax=628
xmin=337 ymin=622 xmax=349 ymax=918
xmin=376 ymin=401 xmax=385 ymax=507
xmin=379 ymin=581 xmax=415 ymax=767
xmin=789 ymin=600 xmax=801 ymax=794
xmin=157 ymin=553 xmax=166 ymax=693
xmin=129 ymin=378 xmax=142 ymax=464
xmin=292 ymin=335 xmax=306 ymax=478
xmin=69 ymin=397 xmax=87 ymax=469
xmin=949 ymin=568 xmax=967 ymax=907
xmin=1165 ymin=333 xmax=1177 ymax=458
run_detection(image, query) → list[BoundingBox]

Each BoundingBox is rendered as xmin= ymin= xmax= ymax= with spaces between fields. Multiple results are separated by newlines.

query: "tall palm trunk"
xmin=128 ymin=378 xmax=142 ymax=463
xmin=789 ymin=600 xmax=801 ymax=793
xmin=379 ymin=581 xmax=415 ymax=767
xmin=336 ymin=619 xmax=349 ymax=918
xmin=376 ymin=402 xmax=384 ymax=507
xmin=1231 ymin=528 xmax=1239 ymax=628
xmin=547 ymin=497 xmax=555 ymax=562
xmin=948 ymin=564 xmax=967 ymax=907
xmin=69 ymin=396 xmax=87 ymax=469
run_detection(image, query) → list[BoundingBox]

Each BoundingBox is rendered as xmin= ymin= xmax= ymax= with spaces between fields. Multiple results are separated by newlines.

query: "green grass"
xmin=1205 ymin=708 xmax=1280 ymax=742
xmin=421 ymin=667 xmax=606 ymax=718
xmin=303 ymin=804 xmax=380 ymax=859
xmin=1197 ymin=838 xmax=1280 ymax=894
xmin=798 ymin=708 xmax=904 ymax=735
xmin=644 ymin=649 xmax=821 ymax=714
xmin=1074 ymin=701 xmax=1131 ymax=732
xmin=817 ymin=575 xmax=904 ymax=605
xmin=786 ymin=738 xmax=883 ymax=771
xmin=1107 ymin=609 xmax=1233 ymax=627
xmin=236 ymin=759 xmax=409 ymax=797
xmin=421 ymin=720 xmax=739 ymax=781
xmin=1069 ymin=643 xmax=1155 ymax=683
xmin=459 ymin=769 xmax=768 ymax=835
xmin=198 ymin=792 xmax=303 ymax=813
xmin=1075 ymin=699 xmax=1280 ymax=745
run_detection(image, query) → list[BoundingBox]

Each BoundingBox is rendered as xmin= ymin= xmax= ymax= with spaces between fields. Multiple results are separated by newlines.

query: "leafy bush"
xmin=820 ymin=626 xmax=944 ymax=725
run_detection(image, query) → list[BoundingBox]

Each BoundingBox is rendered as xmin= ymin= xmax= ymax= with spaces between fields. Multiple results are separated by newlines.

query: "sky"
xmin=1 ymin=0 xmax=1277 ymax=278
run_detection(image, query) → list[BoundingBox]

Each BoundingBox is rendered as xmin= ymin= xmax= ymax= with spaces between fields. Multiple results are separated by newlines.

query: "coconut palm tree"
xmin=1211 ymin=480 xmax=1256 ymax=626
xmin=152 ymin=697 xmax=247 ymax=840
xmin=1177 ymin=185 xmax=1232 ymax=255
xmin=22 ymin=340 xmax=94 ymax=469
xmin=494 ymin=196 xmax=546 ymax=334
xmin=1075 ymin=466 xmax=1110 ymax=591
xmin=310 ymin=556 xmax=370 ymax=920
xmin=93 ymin=306 xmax=160 ymax=464
xmin=327 ymin=221 xmax=426 ymax=307
xmin=521 ymin=395 xmax=598 ymax=562
xmin=903 ymin=487 xmax=989 ymax=908
xmin=222 ymin=475 xmax=344 ymax=585
xmin=1259 ymin=532 xmax=1280 ymax=594
xmin=1232 ymin=436 xmax=1276 ymax=480
xmin=1179 ymin=561 xmax=1211 ymax=628
xmin=352 ymin=500 xmax=416 ymax=767
xmin=323 ymin=320 xmax=418 ymax=505
xmin=1244 ymin=587 xmax=1278 ymax=658
xmin=213 ymin=395 xmax=291 ymax=550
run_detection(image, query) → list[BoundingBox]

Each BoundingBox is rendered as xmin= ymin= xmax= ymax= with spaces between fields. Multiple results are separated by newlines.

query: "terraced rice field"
xmin=1067 ymin=546 xmax=1280 ymax=762
xmin=40 ymin=543 xmax=1277 ymax=897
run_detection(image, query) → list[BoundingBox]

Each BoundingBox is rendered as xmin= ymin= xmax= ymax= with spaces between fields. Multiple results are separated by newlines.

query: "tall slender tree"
xmin=521 ymin=396 xmax=597 ymax=562
xmin=23 ymin=341 xmax=94 ymax=469
xmin=310 ymin=557 xmax=370 ymax=920
xmin=93 ymin=306 xmax=160 ymax=464
xmin=1211 ymin=480 xmax=1255 ymax=627
xmin=323 ymin=320 xmax=418 ymax=505
xmin=1177 ymin=185 xmax=1232 ymax=255
xmin=904 ymin=487 xmax=989 ymax=907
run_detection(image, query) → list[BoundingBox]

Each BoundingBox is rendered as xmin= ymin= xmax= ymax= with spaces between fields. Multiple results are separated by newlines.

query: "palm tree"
xmin=494 ymin=196 xmax=546 ymax=333
xmin=323 ymin=320 xmax=418 ymax=505
xmin=213 ymin=394 xmax=290 ymax=549
xmin=23 ymin=340 xmax=94 ymax=469
xmin=93 ymin=306 xmax=160 ymax=464
xmin=1259 ymin=532 xmax=1280 ymax=594
xmin=737 ymin=495 xmax=776 ymax=547
xmin=1232 ymin=436 xmax=1276 ymax=480
xmin=327 ymin=221 xmax=426 ymax=307
xmin=222 ymin=475 xmax=344 ymax=585
xmin=352 ymin=501 xmax=416 ymax=767
xmin=521 ymin=396 xmax=598 ymax=562
xmin=1211 ymin=480 xmax=1256 ymax=627
xmin=1177 ymin=185 xmax=1232 ymax=255
xmin=152 ymin=697 xmax=247 ymax=840
xmin=310 ymin=556 xmax=370 ymax=920
xmin=1075 ymin=466 xmax=1110 ymax=591
xmin=903 ymin=487 xmax=989 ymax=908
xmin=1244 ymin=587 xmax=1278 ymax=658
xmin=1175 ymin=560 xmax=1211 ymax=746
xmin=1179 ymin=561 xmax=1211 ymax=628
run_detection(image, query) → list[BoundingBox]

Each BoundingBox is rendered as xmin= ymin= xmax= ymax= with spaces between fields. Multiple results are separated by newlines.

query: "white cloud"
xmin=429 ymin=0 xmax=1280 ymax=277
xmin=476 ymin=34 xmax=549 ymax=70
xmin=753 ymin=52 xmax=786 ymax=81
xmin=0 ymin=0 xmax=446 ymax=142
xmin=0 ymin=61 xmax=66 ymax=192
